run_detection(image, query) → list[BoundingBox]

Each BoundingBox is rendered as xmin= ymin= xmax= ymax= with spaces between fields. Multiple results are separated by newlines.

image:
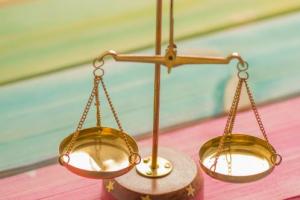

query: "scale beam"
xmin=95 ymin=50 xmax=245 ymax=72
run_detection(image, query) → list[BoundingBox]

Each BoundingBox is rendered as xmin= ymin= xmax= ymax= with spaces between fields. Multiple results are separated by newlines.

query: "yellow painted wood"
xmin=1 ymin=0 xmax=300 ymax=84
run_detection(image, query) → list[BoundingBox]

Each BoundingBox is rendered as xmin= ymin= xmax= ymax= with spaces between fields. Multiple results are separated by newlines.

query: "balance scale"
xmin=58 ymin=1 xmax=282 ymax=199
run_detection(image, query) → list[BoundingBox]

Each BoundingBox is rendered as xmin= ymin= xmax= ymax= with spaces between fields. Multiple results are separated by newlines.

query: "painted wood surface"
xmin=1 ymin=12 xmax=300 ymax=172
xmin=1 ymin=0 xmax=300 ymax=84
xmin=0 ymin=96 xmax=299 ymax=200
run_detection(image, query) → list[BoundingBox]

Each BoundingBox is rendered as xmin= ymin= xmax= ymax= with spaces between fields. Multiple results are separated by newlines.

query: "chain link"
xmin=99 ymin=78 xmax=123 ymax=132
xmin=245 ymin=79 xmax=281 ymax=165
xmin=99 ymin=78 xmax=136 ymax=157
xmin=64 ymin=77 xmax=100 ymax=156
xmin=210 ymin=78 xmax=243 ymax=171
xmin=94 ymin=57 xmax=140 ymax=164
xmin=226 ymin=79 xmax=243 ymax=134
xmin=94 ymin=56 xmax=140 ymax=163
xmin=244 ymin=80 xmax=272 ymax=149
xmin=93 ymin=58 xmax=104 ymax=69
xmin=94 ymin=77 xmax=102 ymax=127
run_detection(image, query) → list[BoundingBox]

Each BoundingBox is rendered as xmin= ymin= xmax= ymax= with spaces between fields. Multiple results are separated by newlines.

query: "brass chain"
xmin=65 ymin=77 xmax=101 ymax=156
xmin=94 ymin=77 xmax=102 ymax=127
xmin=210 ymin=77 xmax=243 ymax=172
xmin=95 ymin=56 xmax=140 ymax=164
xmin=245 ymin=78 xmax=281 ymax=165
xmin=99 ymin=78 xmax=124 ymax=132
xmin=226 ymin=79 xmax=243 ymax=135
xmin=244 ymin=81 xmax=269 ymax=140
xmin=244 ymin=81 xmax=273 ymax=151
xmin=99 ymin=78 xmax=135 ymax=156
xmin=210 ymin=62 xmax=248 ymax=172
xmin=223 ymin=79 xmax=244 ymax=175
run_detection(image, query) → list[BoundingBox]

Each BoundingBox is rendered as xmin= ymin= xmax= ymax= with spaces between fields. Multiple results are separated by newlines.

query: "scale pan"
xmin=59 ymin=127 xmax=139 ymax=179
xmin=199 ymin=133 xmax=279 ymax=183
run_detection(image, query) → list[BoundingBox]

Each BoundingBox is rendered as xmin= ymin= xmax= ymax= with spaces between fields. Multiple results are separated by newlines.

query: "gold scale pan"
xmin=59 ymin=127 xmax=139 ymax=179
xmin=199 ymin=62 xmax=282 ymax=183
xmin=58 ymin=0 xmax=281 ymax=183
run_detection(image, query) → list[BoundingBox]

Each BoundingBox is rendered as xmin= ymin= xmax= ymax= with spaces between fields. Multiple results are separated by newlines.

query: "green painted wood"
xmin=1 ymin=0 xmax=300 ymax=84
xmin=1 ymin=13 xmax=300 ymax=172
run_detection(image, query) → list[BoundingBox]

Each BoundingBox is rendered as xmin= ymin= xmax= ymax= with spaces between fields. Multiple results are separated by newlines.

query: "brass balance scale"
xmin=58 ymin=0 xmax=282 ymax=199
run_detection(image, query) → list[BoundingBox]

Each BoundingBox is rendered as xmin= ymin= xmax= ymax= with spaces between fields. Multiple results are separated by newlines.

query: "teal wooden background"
xmin=0 ymin=12 xmax=300 ymax=172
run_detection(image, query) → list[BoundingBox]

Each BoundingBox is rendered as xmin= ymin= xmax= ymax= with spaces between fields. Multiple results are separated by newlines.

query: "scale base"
xmin=136 ymin=156 xmax=173 ymax=178
xmin=103 ymin=147 xmax=204 ymax=200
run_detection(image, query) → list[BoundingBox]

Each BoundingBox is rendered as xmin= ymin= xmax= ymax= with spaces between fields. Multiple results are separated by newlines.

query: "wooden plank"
xmin=1 ymin=12 xmax=300 ymax=172
xmin=0 ymin=96 xmax=299 ymax=200
xmin=1 ymin=0 xmax=300 ymax=84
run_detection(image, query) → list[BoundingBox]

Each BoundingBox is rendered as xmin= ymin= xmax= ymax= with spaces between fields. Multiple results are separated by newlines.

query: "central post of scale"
xmin=134 ymin=0 xmax=175 ymax=178
xmin=151 ymin=0 xmax=163 ymax=172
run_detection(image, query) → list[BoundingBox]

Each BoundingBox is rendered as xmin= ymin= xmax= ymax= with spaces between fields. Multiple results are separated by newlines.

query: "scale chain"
xmin=100 ymin=77 xmax=140 ymax=164
xmin=94 ymin=59 xmax=140 ymax=164
xmin=244 ymin=80 xmax=272 ymax=151
xmin=226 ymin=79 xmax=243 ymax=135
xmin=223 ymin=79 xmax=244 ymax=175
xmin=99 ymin=78 xmax=124 ymax=132
xmin=64 ymin=77 xmax=101 ymax=156
xmin=210 ymin=77 xmax=243 ymax=172
xmin=94 ymin=78 xmax=102 ymax=127
xmin=244 ymin=79 xmax=282 ymax=165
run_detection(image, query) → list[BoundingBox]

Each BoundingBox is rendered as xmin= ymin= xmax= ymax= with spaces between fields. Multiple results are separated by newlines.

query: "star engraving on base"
xmin=186 ymin=184 xmax=195 ymax=197
xmin=141 ymin=195 xmax=151 ymax=200
xmin=106 ymin=180 xmax=115 ymax=192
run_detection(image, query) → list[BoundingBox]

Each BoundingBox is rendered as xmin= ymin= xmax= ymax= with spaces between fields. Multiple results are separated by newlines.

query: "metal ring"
xmin=93 ymin=58 xmax=104 ymax=69
xmin=238 ymin=71 xmax=249 ymax=80
xmin=93 ymin=68 xmax=105 ymax=78
xmin=129 ymin=152 xmax=141 ymax=165
xmin=236 ymin=61 xmax=249 ymax=72
xmin=271 ymin=153 xmax=282 ymax=166
xmin=58 ymin=154 xmax=70 ymax=166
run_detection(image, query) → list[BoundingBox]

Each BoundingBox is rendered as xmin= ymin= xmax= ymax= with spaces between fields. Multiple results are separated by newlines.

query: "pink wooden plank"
xmin=0 ymin=97 xmax=300 ymax=200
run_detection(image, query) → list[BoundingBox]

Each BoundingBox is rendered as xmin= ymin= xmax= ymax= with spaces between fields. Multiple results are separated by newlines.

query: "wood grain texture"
xmin=0 ymin=96 xmax=299 ymax=200
xmin=1 ymin=12 xmax=300 ymax=172
xmin=1 ymin=0 xmax=300 ymax=84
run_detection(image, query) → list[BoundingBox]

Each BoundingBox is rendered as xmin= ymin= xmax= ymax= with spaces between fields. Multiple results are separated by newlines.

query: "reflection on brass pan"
xmin=199 ymin=133 xmax=278 ymax=183
xmin=59 ymin=127 xmax=139 ymax=179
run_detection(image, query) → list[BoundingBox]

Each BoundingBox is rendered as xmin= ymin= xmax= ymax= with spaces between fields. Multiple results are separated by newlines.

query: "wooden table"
xmin=1 ymin=96 xmax=299 ymax=200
